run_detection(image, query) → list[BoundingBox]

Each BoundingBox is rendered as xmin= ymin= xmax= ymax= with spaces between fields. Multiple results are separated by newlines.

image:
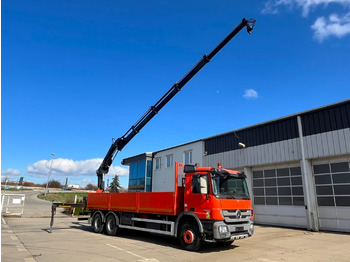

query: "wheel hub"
xmin=183 ymin=230 xmax=195 ymax=244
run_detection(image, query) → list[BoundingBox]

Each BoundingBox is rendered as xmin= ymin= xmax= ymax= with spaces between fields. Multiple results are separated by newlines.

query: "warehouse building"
xmin=123 ymin=99 xmax=350 ymax=233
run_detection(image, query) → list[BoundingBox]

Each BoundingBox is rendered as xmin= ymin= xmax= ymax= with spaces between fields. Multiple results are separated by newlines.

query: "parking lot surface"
xmin=2 ymin=191 xmax=350 ymax=261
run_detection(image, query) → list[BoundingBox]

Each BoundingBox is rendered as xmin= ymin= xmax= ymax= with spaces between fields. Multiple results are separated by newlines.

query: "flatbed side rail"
xmin=48 ymin=201 xmax=88 ymax=233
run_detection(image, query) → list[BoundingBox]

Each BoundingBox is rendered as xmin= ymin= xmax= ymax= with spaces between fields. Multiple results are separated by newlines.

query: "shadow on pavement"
xmin=68 ymin=221 xmax=239 ymax=253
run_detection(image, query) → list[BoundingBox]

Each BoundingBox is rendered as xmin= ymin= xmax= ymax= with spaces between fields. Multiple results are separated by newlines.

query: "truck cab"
xmin=179 ymin=164 xmax=254 ymax=249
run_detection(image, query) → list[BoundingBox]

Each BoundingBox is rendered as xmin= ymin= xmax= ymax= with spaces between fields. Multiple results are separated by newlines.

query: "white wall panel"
xmin=311 ymin=135 xmax=319 ymax=158
xmin=302 ymin=129 xmax=350 ymax=159
xmin=204 ymin=138 xmax=301 ymax=169
xmin=254 ymin=205 xmax=307 ymax=228
xmin=152 ymin=141 xmax=203 ymax=192
xmin=327 ymin=131 xmax=336 ymax=156
xmin=316 ymin=134 xmax=324 ymax=157
xmin=339 ymin=129 xmax=347 ymax=155
xmin=345 ymin=128 xmax=350 ymax=152
xmin=305 ymin=134 xmax=312 ymax=159
xmin=292 ymin=138 xmax=301 ymax=158
xmin=320 ymin=133 xmax=329 ymax=156
xmin=332 ymin=131 xmax=341 ymax=155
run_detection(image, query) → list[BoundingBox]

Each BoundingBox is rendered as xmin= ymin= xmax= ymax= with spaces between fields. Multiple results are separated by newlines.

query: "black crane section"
xmin=96 ymin=18 xmax=256 ymax=190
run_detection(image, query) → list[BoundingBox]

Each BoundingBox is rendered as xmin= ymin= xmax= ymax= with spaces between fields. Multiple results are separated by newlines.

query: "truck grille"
xmin=222 ymin=209 xmax=251 ymax=223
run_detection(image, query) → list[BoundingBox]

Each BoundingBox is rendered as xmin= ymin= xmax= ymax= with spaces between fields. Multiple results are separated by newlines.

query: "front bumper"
xmin=212 ymin=220 xmax=254 ymax=241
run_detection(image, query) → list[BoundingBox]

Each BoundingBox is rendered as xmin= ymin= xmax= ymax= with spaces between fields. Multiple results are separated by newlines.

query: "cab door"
xmin=184 ymin=173 xmax=212 ymax=220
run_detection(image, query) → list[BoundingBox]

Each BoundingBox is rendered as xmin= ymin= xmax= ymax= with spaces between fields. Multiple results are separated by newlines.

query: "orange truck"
xmin=49 ymin=18 xmax=256 ymax=251
xmin=89 ymin=18 xmax=256 ymax=251
xmin=87 ymin=162 xmax=254 ymax=251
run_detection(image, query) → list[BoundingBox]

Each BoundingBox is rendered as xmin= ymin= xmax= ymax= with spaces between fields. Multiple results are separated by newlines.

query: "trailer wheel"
xmin=179 ymin=222 xmax=202 ymax=251
xmin=93 ymin=213 xmax=104 ymax=233
xmin=105 ymin=215 xmax=118 ymax=236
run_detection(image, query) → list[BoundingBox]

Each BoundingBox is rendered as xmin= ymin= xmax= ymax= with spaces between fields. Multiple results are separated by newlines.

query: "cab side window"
xmin=192 ymin=174 xmax=209 ymax=194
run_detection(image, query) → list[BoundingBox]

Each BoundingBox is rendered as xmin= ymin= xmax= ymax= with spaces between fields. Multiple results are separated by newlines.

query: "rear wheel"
xmin=105 ymin=214 xmax=118 ymax=236
xmin=92 ymin=213 xmax=104 ymax=233
xmin=179 ymin=222 xmax=202 ymax=251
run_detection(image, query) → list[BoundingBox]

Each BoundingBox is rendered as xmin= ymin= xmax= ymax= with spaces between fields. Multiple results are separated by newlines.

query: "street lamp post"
xmin=45 ymin=153 xmax=55 ymax=196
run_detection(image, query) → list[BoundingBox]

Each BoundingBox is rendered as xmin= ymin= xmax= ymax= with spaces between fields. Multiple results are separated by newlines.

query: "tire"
xmin=105 ymin=214 xmax=118 ymax=236
xmin=179 ymin=222 xmax=202 ymax=251
xmin=93 ymin=213 xmax=104 ymax=233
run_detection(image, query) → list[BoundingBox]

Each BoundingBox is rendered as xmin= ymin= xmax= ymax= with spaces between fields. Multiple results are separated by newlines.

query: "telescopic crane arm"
xmin=96 ymin=18 xmax=256 ymax=190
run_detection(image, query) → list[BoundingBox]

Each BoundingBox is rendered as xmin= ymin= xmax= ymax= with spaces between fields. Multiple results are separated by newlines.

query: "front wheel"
xmin=179 ymin=222 xmax=202 ymax=251
xmin=92 ymin=213 xmax=104 ymax=233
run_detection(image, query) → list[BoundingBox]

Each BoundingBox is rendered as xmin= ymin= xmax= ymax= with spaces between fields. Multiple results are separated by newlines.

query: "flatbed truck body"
xmin=87 ymin=163 xmax=254 ymax=251
xmin=87 ymin=190 xmax=184 ymax=216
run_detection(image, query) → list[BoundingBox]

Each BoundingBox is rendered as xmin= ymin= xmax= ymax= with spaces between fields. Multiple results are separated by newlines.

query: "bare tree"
xmin=85 ymin=183 xmax=98 ymax=191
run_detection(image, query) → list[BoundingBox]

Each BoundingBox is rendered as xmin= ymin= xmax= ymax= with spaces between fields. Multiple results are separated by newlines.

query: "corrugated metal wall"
xmin=202 ymin=100 xmax=350 ymax=232
xmin=302 ymin=102 xmax=350 ymax=136
xmin=304 ymin=129 xmax=350 ymax=159
xmin=204 ymin=138 xmax=301 ymax=168
xmin=204 ymin=117 xmax=299 ymax=155
xmin=204 ymin=100 xmax=350 ymax=168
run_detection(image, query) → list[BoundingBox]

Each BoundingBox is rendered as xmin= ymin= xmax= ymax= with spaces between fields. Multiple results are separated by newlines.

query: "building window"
xmin=155 ymin=158 xmax=161 ymax=170
xmin=184 ymin=151 xmax=192 ymax=164
xmin=313 ymin=161 xmax=350 ymax=207
xmin=128 ymin=160 xmax=147 ymax=192
xmin=166 ymin=155 xmax=173 ymax=168
xmin=252 ymin=166 xmax=304 ymax=206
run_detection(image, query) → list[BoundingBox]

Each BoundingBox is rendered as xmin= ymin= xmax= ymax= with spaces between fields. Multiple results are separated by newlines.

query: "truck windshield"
xmin=211 ymin=173 xmax=250 ymax=199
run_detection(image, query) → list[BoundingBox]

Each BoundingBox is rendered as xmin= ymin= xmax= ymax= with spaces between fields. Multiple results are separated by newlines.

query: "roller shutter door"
xmin=252 ymin=165 xmax=308 ymax=228
xmin=313 ymin=159 xmax=350 ymax=232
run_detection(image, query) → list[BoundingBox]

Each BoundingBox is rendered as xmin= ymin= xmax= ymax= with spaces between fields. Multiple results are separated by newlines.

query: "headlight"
xmin=218 ymin=225 xmax=228 ymax=234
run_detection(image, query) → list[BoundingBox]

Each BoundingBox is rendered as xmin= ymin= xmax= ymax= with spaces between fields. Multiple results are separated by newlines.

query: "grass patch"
xmin=37 ymin=192 xmax=88 ymax=203
xmin=37 ymin=192 xmax=90 ymax=216
xmin=2 ymin=187 xmax=33 ymax=191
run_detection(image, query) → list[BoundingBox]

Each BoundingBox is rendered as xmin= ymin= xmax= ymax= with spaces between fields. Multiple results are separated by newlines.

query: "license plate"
xmin=236 ymin=227 xmax=244 ymax=232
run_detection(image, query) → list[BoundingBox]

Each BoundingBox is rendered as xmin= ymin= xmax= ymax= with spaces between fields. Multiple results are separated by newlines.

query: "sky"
xmin=2 ymin=0 xmax=350 ymax=188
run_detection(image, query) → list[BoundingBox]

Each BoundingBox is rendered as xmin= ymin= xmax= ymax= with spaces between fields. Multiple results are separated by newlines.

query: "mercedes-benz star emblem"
xmin=236 ymin=210 xmax=242 ymax=219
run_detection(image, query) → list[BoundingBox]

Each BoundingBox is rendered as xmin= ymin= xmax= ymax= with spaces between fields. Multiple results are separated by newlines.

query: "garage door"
xmin=252 ymin=165 xmax=308 ymax=228
xmin=313 ymin=159 xmax=350 ymax=232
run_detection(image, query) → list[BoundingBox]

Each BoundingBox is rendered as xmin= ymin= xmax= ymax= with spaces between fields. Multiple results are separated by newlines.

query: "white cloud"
xmin=262 ymin=0 xmax=350 ymax=41
xmin=82 ymin=178 xmax=93 ymax=184
xmin=263 ymin=0 xmax=350 ymax=16
xmin=1 ymin=168 xmax=21 ymax=179
xmin=262 ymin=0 xmax=292 ymax=15
xmin=27 ymin=158 xmax=129 ymax=179
xmin=243 ymin=89 xmax=259 ymax=99
xmin=311 ymin=13 xmax=350 ymax=41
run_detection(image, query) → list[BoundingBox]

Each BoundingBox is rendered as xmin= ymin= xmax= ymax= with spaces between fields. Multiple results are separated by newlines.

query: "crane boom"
xmin=96 ymin=18 xmax=256 ymax=190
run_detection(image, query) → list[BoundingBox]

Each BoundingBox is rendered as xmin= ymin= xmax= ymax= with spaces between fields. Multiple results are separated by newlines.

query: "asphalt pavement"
xmin=1 ymin=190 xmax=66 ymax=261
xmin=2 ymin=190 xmax=350 ymax=262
